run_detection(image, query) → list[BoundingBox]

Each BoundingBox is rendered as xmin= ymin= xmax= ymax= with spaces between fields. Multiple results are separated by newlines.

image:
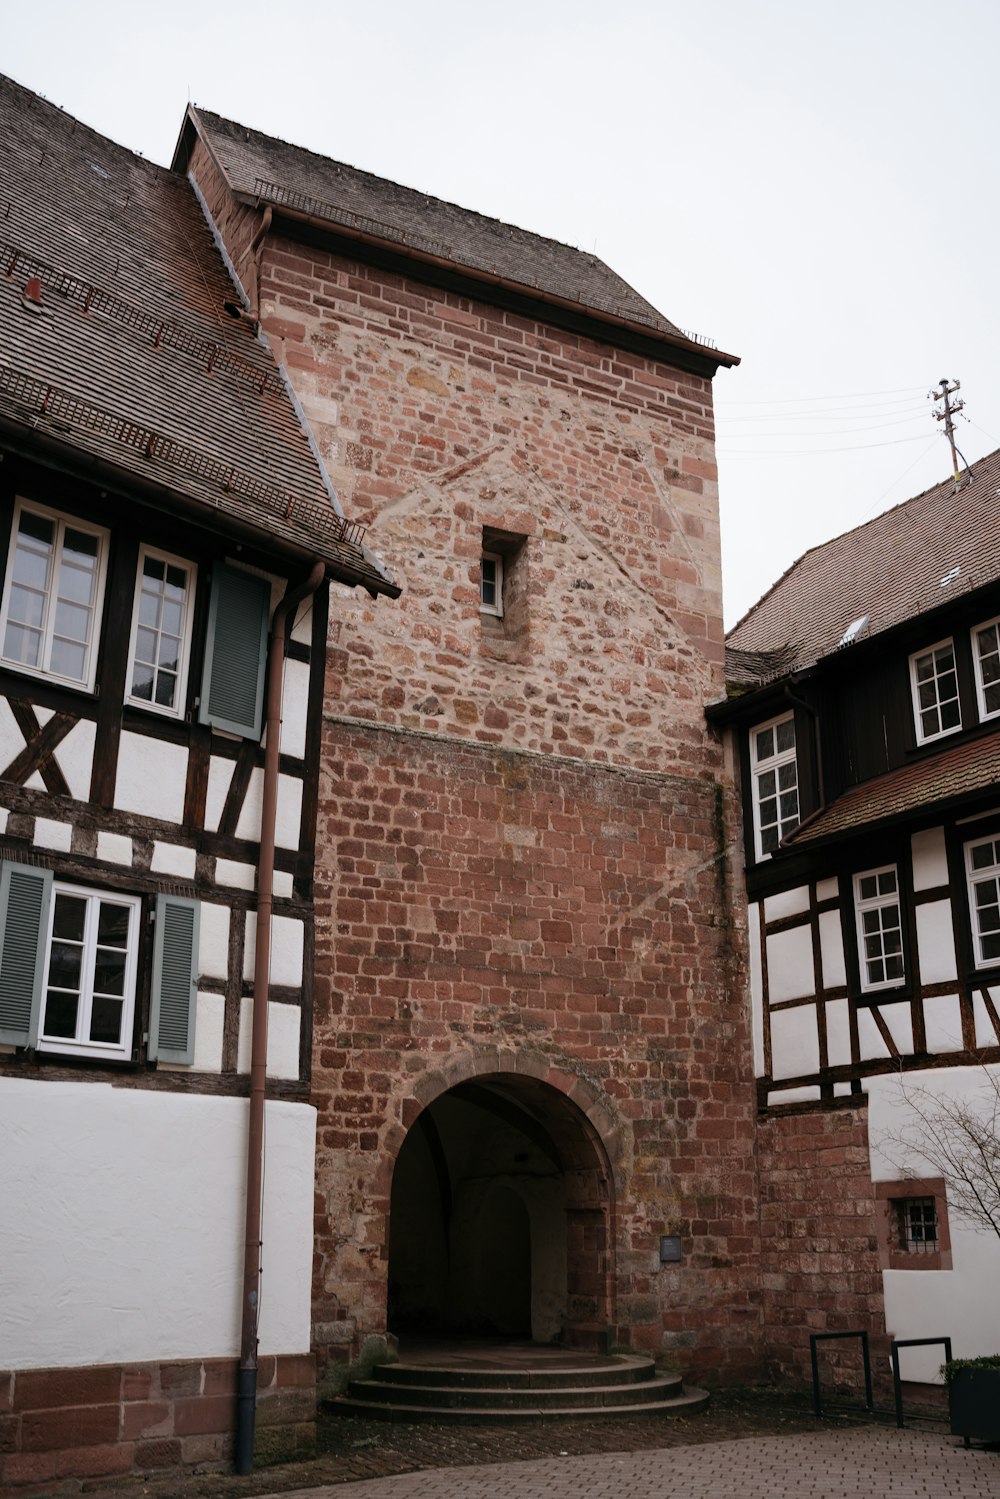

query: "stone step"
xmin=326 ymin=1386 xmax=710 ymax=1424
xmin=349 ymin=1372 xmax=685 ymax=1410
xmin=370 ymin=1355 xmax=658 ymax=1390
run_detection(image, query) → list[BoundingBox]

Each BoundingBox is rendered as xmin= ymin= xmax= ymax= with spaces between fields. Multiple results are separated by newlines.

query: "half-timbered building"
xmin=713 ymin=449 xmax=1000 ymax=1389
xmin=0 ymin=75 xmax=397 ymax=1487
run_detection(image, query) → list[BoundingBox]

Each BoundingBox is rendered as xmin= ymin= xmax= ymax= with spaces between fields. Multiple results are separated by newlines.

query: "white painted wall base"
xmin=0 ymin=1078 xmax=315 ymax=1369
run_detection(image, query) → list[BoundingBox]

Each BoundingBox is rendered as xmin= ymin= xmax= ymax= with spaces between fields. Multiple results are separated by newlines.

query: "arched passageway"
xmin=387 ymin=1073 xmax=615 ymax=1346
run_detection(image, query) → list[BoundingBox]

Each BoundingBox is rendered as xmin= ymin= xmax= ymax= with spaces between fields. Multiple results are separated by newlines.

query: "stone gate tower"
xmin=175 ymin=110 xmax=759 ymax=1383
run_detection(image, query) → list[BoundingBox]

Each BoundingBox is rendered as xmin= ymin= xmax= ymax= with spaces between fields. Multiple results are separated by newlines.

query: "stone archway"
xmin=387 ymin=1071 xmax=616 ymax=1348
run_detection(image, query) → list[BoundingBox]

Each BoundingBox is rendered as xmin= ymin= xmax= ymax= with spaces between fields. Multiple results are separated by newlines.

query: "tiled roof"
xmin=785 ymin=733 xmax=1000 ymax=846
xmin=178 ymin=107 xmax=726 ymax=358
xmin=0 ymin=74 xmax=397 ymax=595
xmin=726 ymin=446 xmax=1000 ymax=687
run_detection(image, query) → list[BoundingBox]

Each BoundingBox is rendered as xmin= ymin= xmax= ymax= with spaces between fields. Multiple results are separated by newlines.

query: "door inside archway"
xmin=387 ymin=1074 xmax=613 ymax=1346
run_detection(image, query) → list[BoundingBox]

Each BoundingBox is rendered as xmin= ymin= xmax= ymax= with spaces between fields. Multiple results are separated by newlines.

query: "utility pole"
xmin=929 ymin=377 xmax=970 ymax=491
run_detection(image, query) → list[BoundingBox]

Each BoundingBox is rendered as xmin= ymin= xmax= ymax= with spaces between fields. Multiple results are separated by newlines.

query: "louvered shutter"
xmin=199 ymin=563 xmax=271 ymax=739
xmin=148 ymin=894 xmax=200 ymax=1064
xmin=0 ymin=862 xmax=52 ymax=1047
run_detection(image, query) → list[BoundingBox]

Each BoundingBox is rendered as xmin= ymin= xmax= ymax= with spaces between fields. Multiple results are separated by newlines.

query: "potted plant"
xmin=944 ymin=1356 xmax=1000 ymax=1447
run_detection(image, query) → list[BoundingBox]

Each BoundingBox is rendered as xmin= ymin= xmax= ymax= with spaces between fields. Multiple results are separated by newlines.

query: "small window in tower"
xmin=480 ymin=550 xmax=503 ymax=616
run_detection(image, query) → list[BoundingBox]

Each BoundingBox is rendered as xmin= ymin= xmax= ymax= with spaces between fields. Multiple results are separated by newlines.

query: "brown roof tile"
xmin=0 ymin=74 xmax=397 ymax=595
xmin=179 ymin=106 xmax=723 ymax=356
xmin=726 ymin=447 xmax=1000 ymax=686
xmin=785 ymin=733 xmax=1000 ymax=846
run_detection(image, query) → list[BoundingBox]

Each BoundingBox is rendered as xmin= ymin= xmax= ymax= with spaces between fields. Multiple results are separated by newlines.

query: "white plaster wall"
xmin=237 ymin=998 xmax=301 ymax=1080
xmin=279 ymin=658 xmax=310 ymax=761
xmin=819 ymin=909 xmax=846 ymax=988
xmin=923 ymin=994 xmax=964 ymax=1053
xmin=159 ymin=993 xmax=224 ymax=1074
xmin=769 ymin=1085 xmax=821 ymax=1105
xmin=766 ymin=923 xmax=815 ymax=1003
xmin=204 ymin=755 xmax=236 ymax=833
xmin=34 ymin=818 xmax=72 ymax=852
xmin=764 ymin=886 xmax=810 ymax=922
xmin=769 ymin=1005 xmax=820 ymax=1080
xmin=825 ymin=997 xmax=852 ymax=1068
xmin=217 ymin=858 xmax=256 ymax=891
xmin=815 ymin=876 xmax=839 ymax=902
xmin=0 ymin=1078 xmax=315 ymax=1368
xmin=912 ymin=827 xmax=949 ymax=891
xmin=243 ymin=912 xmax=304 ymax=988
xmin=973 ymin=990 xmax=1000 ymax=1048
xmin=55 ymin=718 xmax=95 ymax=802
xmin=115 ymin=733 xmax=188 ymax=825
xmin=97 ymin=831 xmax=132 ymax=866
xmin=868 ymin=1067 xmax=1000 ymax=1376
xmin=916 ymin=900 xmax=958 ymax=984
xmin=858 ymin=1003 xmax=913 ymax=1059
xmin=199 ymin=902 xmax=231 ymax=981
xmin=151 ymin=841 xmax=197 ymax=880
xmin=235 ymin=769 xmax=303 ymax=849
xmin=748 ymin=902 xmax=764 ymax=1076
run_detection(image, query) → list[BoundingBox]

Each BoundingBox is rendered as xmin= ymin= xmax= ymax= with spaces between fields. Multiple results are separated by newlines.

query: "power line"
xmin=718 ymin=433 xmax=935 ymax=458
xmin=717 ymin=384 xmax=928 ymax=407
xmin=720 ymin=413 xmax=929 ymax=440
xmin=717 ymin=397 xmax=927 ymax=423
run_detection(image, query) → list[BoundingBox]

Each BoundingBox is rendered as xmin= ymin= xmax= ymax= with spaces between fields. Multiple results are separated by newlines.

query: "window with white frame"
xmin=910 ymin=639 xmax=961 ymax=743
xmin=37 ymin=884 xmax=141 ymax=1060
xmin=972 ymin=617 xmax=1000 ymax=721
xmin=0 ymin=500 xmax=108 ymax=690
xmin=480 ymin=550 xmax=503 ymax=616
xmin=854 ymin=865 xmax=905 ymax=990
xmin=126 ymin=547 xmax=196 ymax=717
xmin=966 ymin=834 xmax=1000 ymax=968
xmin=750 ymin=713 xmax=799 ymax=859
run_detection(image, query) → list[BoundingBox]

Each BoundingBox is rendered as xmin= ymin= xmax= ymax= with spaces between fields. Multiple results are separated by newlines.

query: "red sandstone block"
xmin=1 ymin=1449 xmax=58 ymax=1486
xmin=135 ymin=1437 xmax=183 ymax=1470
xmin=0 ymin=1413 xmax=18 ymax=1453
xmin=0 ymin=1374 xmax=11 ymax=1415
xmin=121 ymin=1365 xmax=153 ymax=1402
xmin=202 ymin=1361 xmax=238 ymax=1396
xmin=21 ymin=1403 xmax=119 ymax=1452
xmin=172 ymin=1394 xmax=234 ymax=1437
xmin=159 ymin=1362 xmax=202 ymax=1397
xmin=13 ymin=1366 xmax=120 ymax=1411
xmin=276 ymin=1354 xmax=316 ymax=1389
xmin=56 ymin=1440 xmax=134 ymax=1479
xmin=120 ymin=1400 xmax=172 ymax=1440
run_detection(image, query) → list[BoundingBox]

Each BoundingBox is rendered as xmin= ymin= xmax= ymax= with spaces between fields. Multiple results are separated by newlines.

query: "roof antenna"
xmin=929 ymin=377 xmax=974 ymax=491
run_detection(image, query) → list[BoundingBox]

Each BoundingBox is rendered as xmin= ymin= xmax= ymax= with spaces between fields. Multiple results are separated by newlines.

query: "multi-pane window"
xmin=854 ymin=865 xmax=905 ymax=990
xmin=750 ymin=713 xmax=799 ymax=859
xmin=910 ymin=639 xmax=961 ymax=743
xmin=38 ymin=885 xmax=141 ymax=1060
xmin=896 ymin=1197 xmax=938 ymax=1254
xmin=480 ymin=551 xmax=503 ymax=616
xmin=0 ymin=501 xmax=107 ymax=690
xmin=972 ymin=617 xmax=1000 ymax=721
xmin=126 ymin=548 xmax=195 ymax=717
xmin=966 ymin=835 xmax=1000 ymax=968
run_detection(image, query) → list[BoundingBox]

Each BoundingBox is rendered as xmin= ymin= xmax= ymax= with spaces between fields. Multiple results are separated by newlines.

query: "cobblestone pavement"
xmin=261 ymin=1428 xmax=1000 ymax=1499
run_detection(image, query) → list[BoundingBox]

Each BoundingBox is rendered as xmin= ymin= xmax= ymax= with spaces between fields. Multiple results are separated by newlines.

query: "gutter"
xmin=236 ymin=559 xmax=325 ymax=1476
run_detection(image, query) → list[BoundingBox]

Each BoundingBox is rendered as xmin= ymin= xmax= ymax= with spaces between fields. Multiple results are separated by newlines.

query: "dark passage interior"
xmin=387 ymin=1074 xmax=614 ymax=1346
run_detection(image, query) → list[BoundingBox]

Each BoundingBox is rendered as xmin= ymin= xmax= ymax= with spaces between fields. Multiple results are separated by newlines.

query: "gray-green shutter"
xmin=199 ymin=563 xmax=271 ymax=738
xmin=148 ymin=894 xmax=200 ymax=1064
xmin=0 ymin=862 xmax=52 ymax=1046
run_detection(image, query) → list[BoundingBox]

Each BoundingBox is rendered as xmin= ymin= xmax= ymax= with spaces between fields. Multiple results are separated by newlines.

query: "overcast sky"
xmin=5 ymin=0 xmax=997 ymax=627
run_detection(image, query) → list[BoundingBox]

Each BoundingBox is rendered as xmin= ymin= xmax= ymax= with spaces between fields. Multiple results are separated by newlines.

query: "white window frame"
xmin=971 ymin=615 xmax=1000 ymax=723
xmin=749 ymin=711 xmax=799 ymax=861
xmin=125 ymin=545 xmax=197 ymax=719
xmin=909 ymin=638 xmax=962 ymax=744
xmin=853 ymin=864 xmax=905 ymax=992
xmin=0 ymin=498 xmax=109 ymax=692
xmin=36 ymin=882 xmax=142 ymax=1060
xmin=965 ymin=834 xmax=1000 ymax=970
xmin=480 ymin=550 xmax=504 ymax=617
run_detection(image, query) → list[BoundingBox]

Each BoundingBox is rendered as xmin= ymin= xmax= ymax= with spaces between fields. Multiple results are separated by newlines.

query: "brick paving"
xmin=262 ymin=1429 xmax=1000 ymax=1499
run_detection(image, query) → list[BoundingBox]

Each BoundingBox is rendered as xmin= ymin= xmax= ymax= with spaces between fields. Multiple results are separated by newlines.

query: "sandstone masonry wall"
xmin=757 ymin=1107 xmax=890 ymax=1393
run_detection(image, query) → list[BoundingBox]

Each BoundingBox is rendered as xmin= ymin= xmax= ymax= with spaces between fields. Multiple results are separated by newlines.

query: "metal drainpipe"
xmin=784 ymin=680 xmax=824 ymax=807
xmin=236 ymin=559 xmax=325 ymax=1476
xmin=245 ymin=205 xmax=272 ymax=321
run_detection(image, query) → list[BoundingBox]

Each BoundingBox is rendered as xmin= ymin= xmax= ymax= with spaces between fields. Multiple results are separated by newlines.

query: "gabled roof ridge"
xmin=1 ymin=71 xmax=165 ymax=176
xmin=190 ymin=105 xmax=650 ymax=296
